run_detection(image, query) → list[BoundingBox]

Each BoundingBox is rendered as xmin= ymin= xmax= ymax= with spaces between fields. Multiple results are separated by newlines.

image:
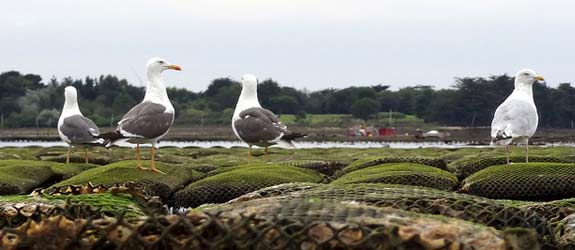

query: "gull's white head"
xmin=515 ymin=69 xmax=545 ymax=88
xmin=64 ymin=86 xmax=78 ymax=103
xmin=62 ymin=86 xmax=82 ymax=115
xmin=241 ymin=74 xmax=258 ymax=92
xmin=146 ymin=57 xmax=182 ymax=76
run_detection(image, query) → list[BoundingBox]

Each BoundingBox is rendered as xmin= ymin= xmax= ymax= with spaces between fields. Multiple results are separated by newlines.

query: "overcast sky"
xmin=1 ymin=0 xmax=573 ymax=91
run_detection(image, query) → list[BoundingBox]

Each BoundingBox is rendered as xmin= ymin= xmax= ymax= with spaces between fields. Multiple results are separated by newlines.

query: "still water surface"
xmin=0 ymin=140 xmax=523 ymax=149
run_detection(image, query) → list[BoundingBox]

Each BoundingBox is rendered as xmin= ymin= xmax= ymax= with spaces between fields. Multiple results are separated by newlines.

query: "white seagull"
xmin=100 ymin=57 xmax=181 ymax=173
xmin=232 ymin=74 xmax=305 ymax=156
xmin=491 ymin=69 xmax=544 ymax=164
xmin=57 ymin=86 xmax=104 ymax=164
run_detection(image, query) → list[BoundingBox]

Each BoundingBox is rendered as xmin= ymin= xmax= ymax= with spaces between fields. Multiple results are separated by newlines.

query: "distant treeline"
xmin=0 ymin=71 xmax=574 ymax=128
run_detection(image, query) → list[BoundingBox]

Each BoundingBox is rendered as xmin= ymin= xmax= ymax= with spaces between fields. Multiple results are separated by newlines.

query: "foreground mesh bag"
xmin=0 ymin=193 xmax=151 ymax=228
xmin=461 ymin=163 xmax=575 ymax=200
xmin=554 ymin=213 xmax=575 ymax=249
xmin=332 ymin=163 xmax=458 ymax=190
xmin=334 ymin=157 xmax=449 ymax=178
xmin=0 ymin=197 xmax=538 ymax=250
xmin=232 ymin=183 xmax=550 ymax=238
xmin=453 ymin=156 xmax=575 ymax=180
xmin=0 ymin=160 xmax=56 ymax=195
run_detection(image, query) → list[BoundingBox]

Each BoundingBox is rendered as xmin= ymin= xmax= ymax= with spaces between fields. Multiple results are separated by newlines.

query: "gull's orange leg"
xmin=505 ymin=145 xmax=510 ymax=164
xmin=66 ymin=146 xmax=71 ymax=164
xmin=84 ymin=149 xmax=89 ymax=164
xmin=136 ymin=144 xmax=148 ymax=170
xmin=525 ymin=139 xmax=529 ymax=163
xmin=150 ymin=147 xmax=165 ymax=174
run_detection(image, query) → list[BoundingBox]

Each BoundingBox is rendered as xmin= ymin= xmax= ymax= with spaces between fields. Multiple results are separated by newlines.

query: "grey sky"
xmin=1 ymin=0 xmax=573 ymax=92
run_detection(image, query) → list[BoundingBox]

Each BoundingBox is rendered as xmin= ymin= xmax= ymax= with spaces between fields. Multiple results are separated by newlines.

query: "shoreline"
xmin=0 ymin=126 xmax=574 ymax=144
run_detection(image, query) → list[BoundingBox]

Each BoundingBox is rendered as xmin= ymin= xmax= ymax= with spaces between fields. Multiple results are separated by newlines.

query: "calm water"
xmin=1 ymin=140 xmax=571 ymax=149
xmin=0 ymin=140 xmax=496 ymax=149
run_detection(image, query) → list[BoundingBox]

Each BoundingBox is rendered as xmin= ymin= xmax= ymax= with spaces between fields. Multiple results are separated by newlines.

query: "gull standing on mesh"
xmin=58 ymin=86 xmax=104 ymax=164
xmin=232 ymin=74 xmax=305 ymax=157
xmin=491 ymin=69 xmax=544 ymax=164
xmin=99 ymin=57 xmax=181 ymax=173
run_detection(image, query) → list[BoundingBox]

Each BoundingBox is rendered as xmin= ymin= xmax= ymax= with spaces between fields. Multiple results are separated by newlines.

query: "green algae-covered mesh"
xmin=228 ymin=182 xmax=324 ymax=203
xmin=0 ymin=198 xmax=538 ymax=250
xmin=522 ymin=198 xmax=575 ymax=247
xmin=171 ymin=164 xmax=323 ymax=208
xmin=201 ymin=198 xmax=537 ymax=250
xmin=334 ymin=157 xmax=449 ymax=178
xmin=0 ymin=193 xmax=148 ymax=228
xmin=453 ymin=156 xmax=575 ymax=180
xmin=332 ymin=163 xmax=458 ymax=190
xmin=0 ymin=160 xmax=57 ymax=195
xmin=276 ymin=160 xmax=348 ymax=176
xmin=50 ymin=161 xmax=206 ymax=202
xmin=231 ymin=183 xmax=550 ymax=238
xmin=554 ymin=213 xmax=575 ymax=249
xmin=523 ymin=198 xmax=575 ymax=225
xmin=189 ymin=164 xmax=218 ymax=173
xmin=461 ymin=163 xmax=575 ymax=200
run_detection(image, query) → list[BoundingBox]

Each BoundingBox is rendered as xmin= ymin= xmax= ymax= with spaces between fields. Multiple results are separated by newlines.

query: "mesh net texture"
xmin=0 ymin=197 xmax=539 ymax=250
xmin=276 ymin=160 xmax=348 ymax=176
xmin=171 ymin=164 xmax=323 ymax=208
xmin=332 ymin=163 xmax=458 ymax=190
xmin=335 ymin=157 xmax=449 ymax=179
xmin=234 ymin=183 xmax=548 ymax=234
xmin=461 ymin=163 xmax=575 ymax=200
xmin=453 ymin=156 xmax=575 ymax=180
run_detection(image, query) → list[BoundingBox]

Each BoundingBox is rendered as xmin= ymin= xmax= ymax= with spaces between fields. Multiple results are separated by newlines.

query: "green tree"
xmin=351 ymin=98 xmax=380 ymax=121
xmin=269 ymin=95 xmax=298 ymax=114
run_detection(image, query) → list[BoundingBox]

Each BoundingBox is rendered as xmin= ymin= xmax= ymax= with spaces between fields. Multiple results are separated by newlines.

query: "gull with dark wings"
xmin=58 ymin=86 xmax=104 ymax=164
xmin=232 ymin=74 xmax=305 ymax=156
xmin=100 ymin=57 xmax=181 ymax=173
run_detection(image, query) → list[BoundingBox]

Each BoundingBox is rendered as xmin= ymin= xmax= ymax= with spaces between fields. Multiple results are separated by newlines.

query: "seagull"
xmin=491 ymin=69 xmax=544 ymax=164
xmin=57 ymin=86 xmax=104 ymax=164
xmin=100 ymin=57 xmax=181 ymax=173
xmin=232 ymin=74 xmax=305 ymax=156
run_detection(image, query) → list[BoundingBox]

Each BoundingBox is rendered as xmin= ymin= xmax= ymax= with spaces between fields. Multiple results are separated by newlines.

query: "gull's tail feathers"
xmin=275 ymin=140 xmax=297 ymax=149
xmin=97 ymin=131 xmax=126 ymax=147
xmin=490 ymin=130 xmax=513 ymax=146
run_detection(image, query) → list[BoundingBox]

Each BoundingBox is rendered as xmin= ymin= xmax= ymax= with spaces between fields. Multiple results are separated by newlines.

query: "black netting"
xmin=555 ymin=213 xmax=575 ymax=249
xmin=189 ymin=165 xmax=218 ymax=173
xmin=335 ymin=157 xmax=449 ymax=178
xmin=171 ymin=182 xmax=274 ymax=208
xmin=171 ymin=164 xmax=323 ymax=208
xmin=454 ymin=156 xmax=574 ymax=180
xmin=461 ymin=163 xmax=575 ymax=200
xmin=333 ymin=171 xmax=458 ymax=190
xmin=0 ymin=197 xmax=538 ymax=250
xmin=232 ymin=183 xmax=551 ymax=239
xmin=0 ymin=183 xmax=20 ymax=195
xmin=41 ymin=180 xmax=172 ymax=202
xmin=276 ymin=160 xmax=348 ymax=176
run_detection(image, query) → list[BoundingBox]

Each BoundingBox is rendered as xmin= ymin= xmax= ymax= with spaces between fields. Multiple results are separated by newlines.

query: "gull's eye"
xmin=523 ymin=73 xmax=530 ymax=76
xmin=158 ymin=60 xmax=165 ymax=64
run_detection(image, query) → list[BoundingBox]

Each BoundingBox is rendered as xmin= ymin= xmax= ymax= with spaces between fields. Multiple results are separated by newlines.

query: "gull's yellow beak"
xmin=167 ymin=65 xmax=182 ymax=71
xmin=534 ymin=75 xmax=545 ymax=81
